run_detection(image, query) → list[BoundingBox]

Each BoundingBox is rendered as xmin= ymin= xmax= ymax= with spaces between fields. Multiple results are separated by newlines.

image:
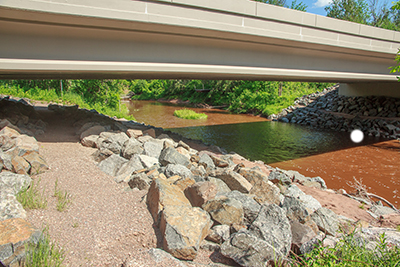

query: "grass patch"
xmin=294 ymin=232 xmax=400 ymax=266
xmin=25 ymin=227 xmax=65 ymax=267
xmin=16 ymin=178 xmax=47 ymax=210
xmin=173 ymin=109 xmax=208 ymax=120
xmin=53 ymin=180 xmax=72 ymax=212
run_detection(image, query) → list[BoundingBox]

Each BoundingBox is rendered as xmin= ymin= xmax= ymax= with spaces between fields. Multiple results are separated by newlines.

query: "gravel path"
xmin=26 ymin=108 xmax=187 ymax=266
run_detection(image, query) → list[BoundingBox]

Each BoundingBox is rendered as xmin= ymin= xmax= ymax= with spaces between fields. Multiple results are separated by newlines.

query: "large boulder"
xmin=206 ymin=224 xmax=230 ymax=244
xmin=97 ymin=154 xmax=128 ymax=176
xmin=165 ymin=164 xmax=193 ymax=180
xmin=159 ymin=205 xmax=212 ymax=260
xmin=159 ymin=147 xmax=190 ymax=167
xmin=249 ymin=204 xmax=292 ymax=257
xmin=221 ymin=229 xmax=280 ymax=267
xmin=215 ymin=170 xmax=252 ymax=193
xmin=208 ymin=177 xmax=231 ymax=194
xmin=81 ymin=135 xmax=99 ymax=148
xmin=0 ymin=188 xmax=27 ymax=221
xmin=0 ymin=172 xmax=31 ymax=194
xmin=290 ymin=220 xmax=317 ymax=255
xmin=226 ymin=190 xmax=261 ymax=225
xmin=184 ymin=181 xmax=217 ymax=207
xmin=281 ymin=196 xmax=310 ymax=223
xmin=114 ymin=155 xmax=144 ymax=183
xmin=121 ymin=138 xmax=143 ymax=159
xmin=198 ymin=153 xmax=215 ymax=170
xmin=249 ymin=179 xmax=281 ymax=205
xmin=147 ymin=178 xmax=191 ymax=225
xmin=139 ymin=155 xmax=159 ymax=169
xmin=238 ymin=167 xmax=269 ymax=185
xmin=202 ymin=196 xmax=244 ymax=226
xmin=99 ymin=132 xmax=129 ymax=154
xmin=310 ymin=208 xmax=339 ymax=236
xmin=11 ymin=156 xmax=30 ymax=175
xmin=14 ymin=135 xmax=39 ymax=156
xmin=143 ymin=141 xmax=163 ymax=159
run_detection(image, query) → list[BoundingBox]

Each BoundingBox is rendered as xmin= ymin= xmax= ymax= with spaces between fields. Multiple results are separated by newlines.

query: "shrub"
xmin=173 ymin=109 xmax=208 ymax=120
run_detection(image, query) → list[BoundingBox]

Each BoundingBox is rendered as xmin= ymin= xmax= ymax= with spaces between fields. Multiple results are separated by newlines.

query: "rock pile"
xmin=81 ymin=116 xmax=400 ymax=265
xmin=270 ymin=85 xmax=400 ymax=139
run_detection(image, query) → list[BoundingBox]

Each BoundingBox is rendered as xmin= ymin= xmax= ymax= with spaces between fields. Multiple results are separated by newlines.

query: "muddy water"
xmin=127 ymin=100 xmax=400 ymax=208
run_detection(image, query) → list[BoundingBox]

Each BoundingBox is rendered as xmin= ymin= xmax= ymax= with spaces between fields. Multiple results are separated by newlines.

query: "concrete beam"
xmin=339 ymin=82 xmax=400 ymax=98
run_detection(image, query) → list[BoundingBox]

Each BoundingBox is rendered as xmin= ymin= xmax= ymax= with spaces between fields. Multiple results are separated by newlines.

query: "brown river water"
xmin=127 ymin=100 xmax=400 ymax=208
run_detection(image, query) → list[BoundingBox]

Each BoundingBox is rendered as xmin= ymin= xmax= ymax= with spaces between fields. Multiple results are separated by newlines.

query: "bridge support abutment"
xmin=339 ymin=82 xmax=400 ymax=98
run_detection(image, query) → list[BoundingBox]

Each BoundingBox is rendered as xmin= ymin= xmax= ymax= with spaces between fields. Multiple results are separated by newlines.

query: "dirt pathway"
xmin=26 ymin=108 xmax=166 ymax=266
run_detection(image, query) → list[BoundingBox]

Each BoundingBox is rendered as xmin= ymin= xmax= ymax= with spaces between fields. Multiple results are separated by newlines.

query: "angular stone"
xmin=249 ymin=178 xmax=281 ymax=205
xmin=284 ymin=184 xmax=305 ymax=198
xmin=11 ymin=156 xmax=30 ymax=175
xmin=143 ymin=141 xmax=163 ymax=159
xmin=0 ymin=189 xmax=27 ymax=221
xmin=165 ymin=164 xmax=193 ymax=180
xmin=99 ymin=132 xmax=129 ymax=154
xmin=175 ymin=147 xmax=190 ymax=160
xmin=281 ymin=196 xmax=310 ymax=223
xmin=0 ymin=172 xmax=31 ymax=194
xmin=143 ymin=128 xmax=156 ymax=138
xmin=198 ymin=153 xmax=215 ymax=170
xmin=215 ymin=170 xmax=252 ymax=193
xmin=184 ymin=181 xmax=217 ymax=207
xmin=208 ymin=177 xmax=231 ymax=194
xmin=202 ymin=196 xmax=244 ymax=226
xmin=147 ymin=248 xmax=187 ymax=267
xmin=298 ymin=195 xmax=322 ymax=213
xmin=238 ymin=167 xmax=269 ymax=185
xmin=97 ymin=154 xmax=128 ymax=176
xmin=0 ymin=135 xmax=16 ymax=152
xmin=221 ymin=229 xmax=279 ymax=267
xmin=167 ymin=175 xmax=196 ymax=191
xmin=92 ymin=148 xmax=113 ymax=162
xmin=206 ymin=224 xmax=230 ymax=244
xmin=160 ymin=205 xmax=212 ymax=260
xmin=126 ymin=129 xmax=143 ymax=138
xmin=226 ymin=190 xmax=261 ymax=225
xmin=139 ymin=155 xmax=159 ymax=169
xmin=290 ymin=220 xmax=317 ymax=255
xmin=177 ymin=140 xmax=190 ymax=151
xmin=147 ymin=178 xmax=191 ymax=225
xmin=114 ymin=155 xmax=144 ymax=183
xmin=0 ymin=127 xmax=20 ymax=139
xmin=81 ymin=135 xmax=99 ymax=148
xmin=80 ymin=125 xmax=106 ymax=140
xmin=250 ymin=204 xmax=292 ymax=256
xmin=311 ymin=208 xmax=339 ymax=236
xmin=15 ymin=135 xmax=39 ymax=156
xmin=267 ymin=170 xmax=292 ymax=185
xmin=128 ymin=173 xmax=151 ymax=190
xmin=159 ymin=147 xmax=190 ymax=167
xmin=121 ymin=138 xmax=143 ymax=159
xmin=210 ymin=154 xmax=229 ymax=168
xmin=369 ymin=205 xmax=397 ymax=216
xmin=22 ymin=151 xmax=49 ymax=175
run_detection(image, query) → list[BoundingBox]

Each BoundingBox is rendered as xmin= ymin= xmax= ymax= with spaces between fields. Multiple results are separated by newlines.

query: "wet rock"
xmin=184 ymin=181 xmax=217 ymax=207
xmin=311 ymin=207 xmax=339 ymax=236
xmin=147 ymin=178 xmax=191 ymax=225
xmin=159 ymin=205 xmax=212 ymax=260
xmin=226 ymin=190 xmax=261 ymax=225
xmin=202 ymin=196 xmax=244 ymax=226
xmin=128 ymin=173 xmax=152 ymax=190
xmin=98 ymin=154 xmax=128 ymax=176
xmin=206 ymin=224 xmax=230 ymax=244
xmin=159 ymin=147 xmax=190 ymax=167
xmin=215 ymin=170 xmax=252 ymax=193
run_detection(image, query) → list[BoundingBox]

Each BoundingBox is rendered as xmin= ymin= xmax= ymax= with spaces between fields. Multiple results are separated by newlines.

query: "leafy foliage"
xmin=173 ymin=109 xmax=208 ymax=120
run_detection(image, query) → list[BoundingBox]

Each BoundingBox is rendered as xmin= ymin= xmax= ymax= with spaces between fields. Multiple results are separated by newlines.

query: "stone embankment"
xmin=1 ymin=96 xmax=400 ymax=267
xmin=269 ymin=85 xmax=400 ymax=139
xmin=0 ymin=96 xmax=49 ymax=266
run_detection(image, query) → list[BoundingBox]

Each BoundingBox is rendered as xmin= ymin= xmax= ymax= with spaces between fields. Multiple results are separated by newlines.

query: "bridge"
xmin=1 ymin=0 xmax=400 ymax=96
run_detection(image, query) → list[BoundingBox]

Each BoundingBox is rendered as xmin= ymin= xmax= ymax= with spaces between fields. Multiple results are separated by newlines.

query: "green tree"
xmin=325 ymin=0 xmax=371 ymax=24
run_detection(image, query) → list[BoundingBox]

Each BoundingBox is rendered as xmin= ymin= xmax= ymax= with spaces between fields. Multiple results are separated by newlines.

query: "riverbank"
xmin=1 ymin=95 xmax=399 ymax=266
xmin=270 ymin=85 xmax=400 ymax=139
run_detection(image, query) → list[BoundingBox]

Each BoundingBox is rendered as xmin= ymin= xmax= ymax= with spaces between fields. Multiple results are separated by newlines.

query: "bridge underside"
xmin=1 ymin=0 xmax=400 ymax=96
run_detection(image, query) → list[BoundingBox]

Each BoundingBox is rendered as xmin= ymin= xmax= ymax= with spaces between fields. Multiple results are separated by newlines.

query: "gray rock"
xmin=267 ymin=170 xmax=292 ymax=185
xmin=100 ymin=132 xmax=129 ymax=154
xmin=121 ymin=138 xmax=143 ymax=159
xmin=238 ymin=167 xmax=269 ymax=185
xmin=206 ymin=224 xmax=230 ymax=244
xmin=290 ymin=220 xmax=317 ymax=255
xmin=0 ymin=172 xmax=31 ymax=194
xmin=147 ymin=248 xmax=187 ymax=267
xmin=97 ymin=154 xmax=128 ymax=176
xmin=200 ymin=240 xmax=220 ymax=252
xmin=128 ymin=173 xmax=152 ymax=190
xmin=114 ymin=155 xmax=144 ymax=183
xmin=0 ymin=187 xmax=26 ymax=220
xmin=159 ymin=147 xmax=190 ymax=167
xmin=311 ymin=207 xmax=339 ymax=236
xmin=298 ymin=195 xmax=322 ymax=213
xmin=282 ymin=170 xmax=308 ymax=184
xmin=226 ymin=190 xmax=261 ymax=225
xmin=81 ymin=135 xmax=99 ymax=148
xmin=143 ymin=140 xmax=163 ymax=159
xmin=250 ymin=204 xmax=292 ymax=256
xmin=221 ymin=229 xmax=281 ymax=267
xmin=299 ymin=233 xmax=325 ymax=255
xmin=284 ymin=184 xmax=305 ymax=198
xmin=249 ymin=178 xmax=281 ymax=206
xmin=165 ymin=164 xmax=193 ymax=180
xmin=198 ymin=153 xmax=215 ymax=170
xmin=281 ymin=196 xmax=310 ymax=223
xmin=139 ymin=155 xmax=159 ymax=168
xmin=215 ymin=169 xmax=252 ymax=193
xmin=369 ymin=205 xmax=397 ymax=216
xmin=310 ymin=176 xmax=327 ymax=190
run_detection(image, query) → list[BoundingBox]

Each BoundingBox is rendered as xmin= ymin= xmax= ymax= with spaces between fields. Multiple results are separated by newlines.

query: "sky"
xmin=299 ymin=0 xmax=331 ymax=16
